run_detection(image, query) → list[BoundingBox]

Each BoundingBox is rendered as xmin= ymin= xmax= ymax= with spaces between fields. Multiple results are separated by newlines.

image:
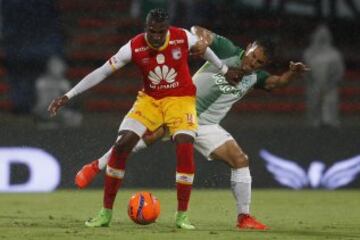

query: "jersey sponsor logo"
xmin=134 ymin=46 xmax=149 ymax=53
xmin=214 ymin=73 xmax=242 ymax=95
xmin=171 ymin=48 xmax=182 ymax=60
xmin=148 ymin=65 xmax=178 ymax=86
xmin=213 ymin=73 xmax=255 ymax=96
xmin=169 ymin=39 xmax=185 ymax=45
xmin=156 ymin=54 xmax=165 ymax=64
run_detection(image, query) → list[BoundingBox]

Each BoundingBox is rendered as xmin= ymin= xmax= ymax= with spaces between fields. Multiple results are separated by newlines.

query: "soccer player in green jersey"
xmin=75 ymin=26 xmax=309 ymax=230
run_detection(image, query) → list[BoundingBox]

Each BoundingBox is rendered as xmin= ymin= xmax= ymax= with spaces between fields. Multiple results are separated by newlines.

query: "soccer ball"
xmin=127 ymin=192 xmax=160 ymax=225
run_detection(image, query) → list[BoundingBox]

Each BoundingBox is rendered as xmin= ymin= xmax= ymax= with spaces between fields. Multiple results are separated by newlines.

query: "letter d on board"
xmin=0 ymin=147 xmax=60 ymax=192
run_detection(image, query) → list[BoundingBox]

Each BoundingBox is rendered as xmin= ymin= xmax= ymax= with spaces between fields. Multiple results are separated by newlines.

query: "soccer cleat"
xmin=175 ymin=211 xmax=196 ymax=230
xmin=75 ymin=160 xmax=100 ymax=189
xmin=85 ymin=208 xmax=112 ymax=227
xmin=236 ymin=214 xmax=268 ymax=230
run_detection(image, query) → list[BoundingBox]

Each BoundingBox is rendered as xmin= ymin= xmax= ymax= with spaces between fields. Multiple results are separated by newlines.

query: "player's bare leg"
xmin=211 ymin=140 xmax=268 ymax=230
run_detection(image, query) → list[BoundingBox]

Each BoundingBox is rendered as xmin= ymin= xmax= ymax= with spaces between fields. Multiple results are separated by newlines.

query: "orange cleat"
xmin=236 ymin=214 xmax=268 ymax=230
xmin=75 ymin=160 xmax=100 ymax=189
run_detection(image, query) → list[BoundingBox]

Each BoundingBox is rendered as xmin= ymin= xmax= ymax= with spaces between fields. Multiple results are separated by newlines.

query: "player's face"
xmin=241 ymin=43 xmax=268 ymax=74
xmin=145 ymin=20 xmax=169 ymax=49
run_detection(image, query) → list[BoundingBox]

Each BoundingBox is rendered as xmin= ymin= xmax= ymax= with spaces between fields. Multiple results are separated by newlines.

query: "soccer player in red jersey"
xmin=48 ymin=8 xmax=237 ymax=229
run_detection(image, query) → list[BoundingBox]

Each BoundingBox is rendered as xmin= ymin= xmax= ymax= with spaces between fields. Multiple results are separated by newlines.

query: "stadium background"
xmin=1 ymin=0 xmax=360 ymax=191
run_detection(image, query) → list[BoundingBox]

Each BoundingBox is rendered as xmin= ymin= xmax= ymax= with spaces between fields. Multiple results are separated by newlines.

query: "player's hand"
xmin=48 ymin=95 xmax=69 ymax=117
xmin=224 ymin=67 xmax=242 ymax=86
xmin=289 ymin=61 xmax=310 ymax=74
xmin=190 ymin=39 xmax=208 ymax=57
xmin=142 ymin=125 xmax=168 ymax=145
xmin=190 ymin=26 xmax=213 ymax=58
xmin=191 ymin=26 xmax=214 ymax=46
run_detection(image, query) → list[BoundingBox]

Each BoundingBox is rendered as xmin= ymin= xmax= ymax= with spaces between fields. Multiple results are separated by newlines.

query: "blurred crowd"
xmin=1 ymin=0 xmax=359 ymax=128
xmin=304 ymin=25 xmax=344 ymax=128
xmin=1 ymin=0 xmax=82 ymax=128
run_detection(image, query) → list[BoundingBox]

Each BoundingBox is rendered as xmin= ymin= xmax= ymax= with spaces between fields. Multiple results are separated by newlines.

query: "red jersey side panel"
xmin=130 ymin=27 xmax=195 ymax=99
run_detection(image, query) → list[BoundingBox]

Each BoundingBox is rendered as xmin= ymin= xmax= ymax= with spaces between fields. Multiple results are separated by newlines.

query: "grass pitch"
xmin=0 ymin=189 xmax=359 ymax=240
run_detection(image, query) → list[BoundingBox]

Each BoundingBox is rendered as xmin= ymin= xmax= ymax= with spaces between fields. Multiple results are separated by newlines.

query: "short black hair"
xmin=255 ymin=38 xmax=275 ymax=60
xmin=146 ymin=8 xmax=169 ymax=23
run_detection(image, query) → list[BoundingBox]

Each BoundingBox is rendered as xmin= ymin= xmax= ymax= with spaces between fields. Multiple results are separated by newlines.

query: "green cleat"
xmin=175 ymin=211 xmax=196 ymax=230
xmin=85 ymin=208 xmax=112 ymax=227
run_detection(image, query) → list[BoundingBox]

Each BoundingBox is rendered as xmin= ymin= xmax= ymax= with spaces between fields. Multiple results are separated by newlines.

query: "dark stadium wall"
xmin=1 ymin=125 xmax=360 ymax=191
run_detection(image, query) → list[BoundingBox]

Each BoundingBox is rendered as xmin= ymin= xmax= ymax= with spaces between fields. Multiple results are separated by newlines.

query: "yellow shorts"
xmin=127 ymin=91 xmax=198 ymax=136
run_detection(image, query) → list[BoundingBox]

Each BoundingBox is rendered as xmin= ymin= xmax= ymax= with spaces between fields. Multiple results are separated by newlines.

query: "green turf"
xmin=0 ymin=189 xmax=359 ymax=240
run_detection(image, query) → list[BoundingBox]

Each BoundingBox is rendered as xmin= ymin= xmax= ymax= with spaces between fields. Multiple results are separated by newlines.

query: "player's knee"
xmin=114 ymin=131 xmax=140 ymax=153
xmin=232 ymin=152 xmax=249 ymax=168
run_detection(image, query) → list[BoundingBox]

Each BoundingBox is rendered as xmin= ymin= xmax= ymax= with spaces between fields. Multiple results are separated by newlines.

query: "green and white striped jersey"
xmin=194 ymin=34 xmax=270 ymax=125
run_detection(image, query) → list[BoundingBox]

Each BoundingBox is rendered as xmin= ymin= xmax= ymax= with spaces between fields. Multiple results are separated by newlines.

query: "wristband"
xmin=65 ymin=91 xmax=75 ymax=100
xmin=220 ymin=64 xmax=229 ymax=75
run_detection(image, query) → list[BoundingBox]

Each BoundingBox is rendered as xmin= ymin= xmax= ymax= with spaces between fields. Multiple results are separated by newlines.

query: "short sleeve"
xmin=254 ymin=70 xmax=270 ymax=89
xmin=210 ymin=34 xmax=242 ymax=59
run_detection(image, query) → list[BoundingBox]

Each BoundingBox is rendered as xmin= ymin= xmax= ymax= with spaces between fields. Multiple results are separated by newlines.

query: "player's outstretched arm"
xmin=189 ymin=26 xmax=215 ymax=56
xmin=190 ymin=26 xmax=241 ymax=85
xmin=48 ymin=42 xmax=132 ymax=117
xmin=264 ymin=61 xmax=310 ymax=90
xmin=47 ymin=65 xmax=112 ymax=117
xmin=186 ymin=27 xmax=228 ymax=75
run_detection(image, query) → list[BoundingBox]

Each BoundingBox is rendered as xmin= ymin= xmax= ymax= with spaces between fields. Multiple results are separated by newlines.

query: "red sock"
xmin=176 ymin=143 xmax=195 ymax=212
xmin=103 ymin=148 xmax=129 ymax=209
xmin=177 ymin=183 xmax=192 ymax=211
